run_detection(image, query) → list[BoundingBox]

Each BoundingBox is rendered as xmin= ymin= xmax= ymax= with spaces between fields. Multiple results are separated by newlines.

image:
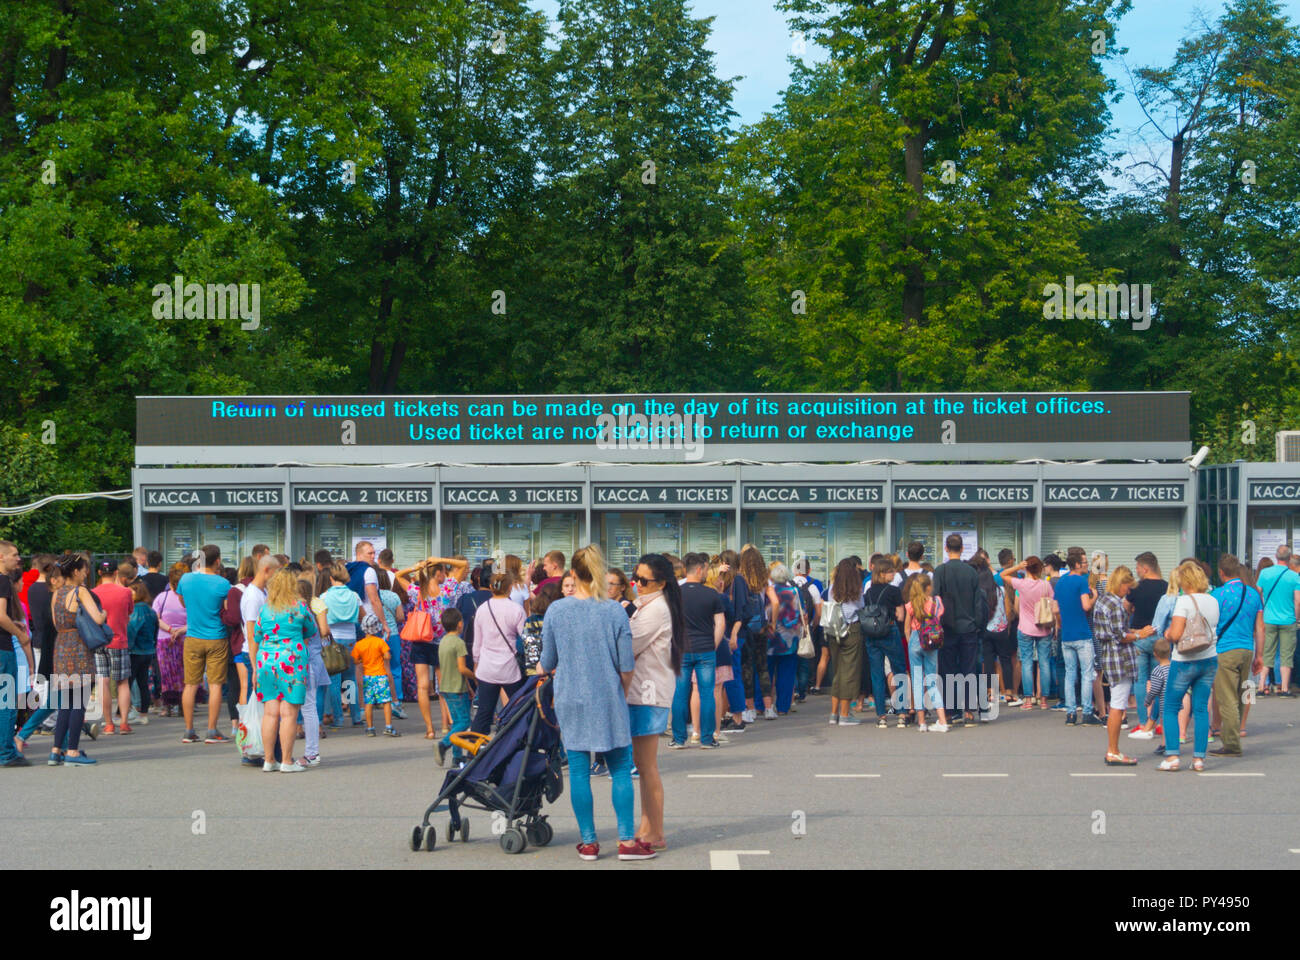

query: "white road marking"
xmin=942 ymin=773 xmax=1008 ymax=778
xmin=1195 ymin=772 xmax=1265 ymax=777
xmin=1071 ymin=773 xmax=1138 ymax=777
xmin=709 ymin=850 xmax=770 ymax=870
xmin=687 ymin=773 xmax=754 ymax=779
xmin=815 ymin=773 xmax=881 ymax=779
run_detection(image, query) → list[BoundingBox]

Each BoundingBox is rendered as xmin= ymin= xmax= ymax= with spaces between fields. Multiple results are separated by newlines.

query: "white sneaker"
xmin=930 ymin=723 xmax=950 ymax=733
xmin=127 ymin=708 xmax=143 ymax=724
xmin=279 ymin=761 xmax=306 ymax=773
xmin=828 ymin=715 xmax=839 ymax=725
xmin=1127 ymin=728 xmax=1155 ymax=740
xmin=742 ymin=709 xmax=756 ymax=724
xmin=262 ymin=761 xmax=277 ymax=772
xmin=764 ymin=707 xmax=778 ymax=720
xmin=918 ymin=723 xmax=929 ymax=732
xmin=713 ymin=731 xmax=730 ymax=744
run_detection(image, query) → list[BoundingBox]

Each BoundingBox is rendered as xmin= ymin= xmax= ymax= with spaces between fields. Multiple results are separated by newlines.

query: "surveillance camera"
xmin=1187 ymin=446 xmax=1210 ymax=470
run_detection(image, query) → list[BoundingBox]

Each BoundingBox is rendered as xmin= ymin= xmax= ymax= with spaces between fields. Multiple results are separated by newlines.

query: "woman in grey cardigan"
xmin=541 ymin=544 xmax=657 ymax=862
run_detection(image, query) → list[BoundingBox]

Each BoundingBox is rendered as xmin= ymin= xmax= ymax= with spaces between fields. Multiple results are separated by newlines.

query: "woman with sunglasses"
xmin=626 ymin=554 xmax=685 ymax=850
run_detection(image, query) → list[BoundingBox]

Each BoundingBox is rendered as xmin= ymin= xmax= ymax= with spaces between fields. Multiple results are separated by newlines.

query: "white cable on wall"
xmin=0 ymin=489 xmax=133 ymax=516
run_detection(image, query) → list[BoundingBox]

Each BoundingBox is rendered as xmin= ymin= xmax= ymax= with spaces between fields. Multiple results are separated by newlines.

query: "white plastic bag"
xmin=236 ymin=697 xmax=264 ymax=759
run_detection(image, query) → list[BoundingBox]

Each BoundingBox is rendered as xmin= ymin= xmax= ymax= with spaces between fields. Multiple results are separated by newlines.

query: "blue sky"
xmin=533 ymin=0 xmax=1300 ymax=182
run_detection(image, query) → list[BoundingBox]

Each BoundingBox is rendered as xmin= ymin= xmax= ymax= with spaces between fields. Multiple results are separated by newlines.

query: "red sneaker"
xmin=618 ymin=839 xmax=658 ymax=861
xmin=102 ymin=724 xmax=117 ymax=735
xmin=117 ymin=724 xmax=134 ymax=735
xmin=576 ymin=842 xmax=600 ymax=861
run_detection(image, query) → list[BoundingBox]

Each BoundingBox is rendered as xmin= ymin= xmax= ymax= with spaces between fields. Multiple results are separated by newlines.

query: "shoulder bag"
xmin=485 ymin=599 xmax=527 ymax=676
xmin=1176 ymin=594 xmax=1214 ymax=656
xmin=75 ymin=590 xmax=114 ymax=652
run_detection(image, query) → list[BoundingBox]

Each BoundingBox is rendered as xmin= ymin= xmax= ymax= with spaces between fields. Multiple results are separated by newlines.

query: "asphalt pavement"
xmin=3 ymin=695 xmax=1299 ymax=870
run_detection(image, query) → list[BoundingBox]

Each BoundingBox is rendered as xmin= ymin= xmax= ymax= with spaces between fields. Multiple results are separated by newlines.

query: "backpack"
xmin=744 ymin=586 xmax=765 ymax=635
xmin=859 ymin=583 xmax=894 ymax=638
xmin=345 ymin=560 xmax=370 ymax=601
xmin=1177 ymin=594 xmax=1214 ymax=656
xmin=820 ymin=598 xmax=849 ymax=640
xmin=221 ymin=582 xmax=246 ymax=649
xmin=916 ymin=597 xmax=945 ymax=651
xmin=1033 ymin=585 xmax=1057 ymax=630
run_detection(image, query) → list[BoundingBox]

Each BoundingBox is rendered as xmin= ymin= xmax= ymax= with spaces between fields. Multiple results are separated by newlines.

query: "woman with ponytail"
xmin=627 ymin=553 xmax=685 ymax=851
xmin=540 ymin=545 xmax=654 ymax=862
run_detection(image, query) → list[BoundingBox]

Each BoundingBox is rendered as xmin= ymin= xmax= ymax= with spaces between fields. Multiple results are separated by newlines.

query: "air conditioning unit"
xmin=1278 ymin=432 xmax=1300 ymax=462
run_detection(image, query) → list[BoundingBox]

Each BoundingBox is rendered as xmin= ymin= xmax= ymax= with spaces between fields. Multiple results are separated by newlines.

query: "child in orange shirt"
xmin=351 ymin=634 xmax=401 ymax=737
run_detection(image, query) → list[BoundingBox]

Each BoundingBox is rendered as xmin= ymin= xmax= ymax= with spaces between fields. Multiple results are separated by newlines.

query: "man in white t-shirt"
xmin=354 ymin=542 xmax=389 ymax=640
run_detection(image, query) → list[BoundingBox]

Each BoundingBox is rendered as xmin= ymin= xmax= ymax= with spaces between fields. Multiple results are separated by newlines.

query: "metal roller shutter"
xmin=1040 ymin=510 xmax=1182 ymax=579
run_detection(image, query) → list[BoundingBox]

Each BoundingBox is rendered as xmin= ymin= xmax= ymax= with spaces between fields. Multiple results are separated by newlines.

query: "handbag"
xmin=400 ymin=607 xmax=434 ymax=643
xmin=795 ymin=587 xmax=815 ymax=658
xmin=1176 ymin=594 xmax=1214 ymax=656
xmin=75 ymin=592 xmax=113 ymax=652
xmin=485 ymin=599 xmax=527 ymax=675
xmin=321 ymin=638 xmax=350 ymax=676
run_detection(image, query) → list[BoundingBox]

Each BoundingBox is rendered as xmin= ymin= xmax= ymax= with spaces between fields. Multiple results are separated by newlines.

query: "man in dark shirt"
xmin=141 ymin=550 xmax=168 ymax=601
xmin=932 ymin=533 xmax=983 ymax=723
xmin=1126 ymin=551 xmax=1168 ymax=727
xmin=0 ymin=540 xmax=34 ymax=766
xmin=671 ymin=553 xmax=725 ymax=749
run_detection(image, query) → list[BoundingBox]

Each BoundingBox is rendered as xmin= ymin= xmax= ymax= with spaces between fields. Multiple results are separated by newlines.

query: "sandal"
xmin=1105 ymin=752 xmax=1138 ymax=766
xmin=635 ymin=836 xmax=668 ymax=851
xmin=424 ymin=731 xmax=437 ymax=740
xmin=1020 ymin=700 xmax=1034 ymax=710
xmin=1157 ymin=756 xmax=1181 ymax=772
xmin=1191 ymin=758 xmax=1205 ymax=772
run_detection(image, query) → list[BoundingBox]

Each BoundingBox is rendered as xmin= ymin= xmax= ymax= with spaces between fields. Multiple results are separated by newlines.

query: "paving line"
xmin=942 ymin=773 xmax=1008 ymax=778
xmin=687 ymin=773 xmax=754 ymax=779
xmin=709 ymin=850 xmax=770 ymax=870
xmin=815 ymin=773 xmax=881 ymax=779
xmin=1070 ymin=773 xmax=1137 ymax=777
xmin=1195 ymin=772 xmax=1265 ymax=777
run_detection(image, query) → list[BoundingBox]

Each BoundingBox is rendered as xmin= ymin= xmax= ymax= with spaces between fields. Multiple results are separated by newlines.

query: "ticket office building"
xmin=1197 ymin=462 xmax=1300 ymax=568
xmin=134 ymin=462 xmax=1195 ymax=584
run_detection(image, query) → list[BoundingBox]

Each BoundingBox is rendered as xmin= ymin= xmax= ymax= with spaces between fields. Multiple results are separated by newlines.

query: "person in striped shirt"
xmin=1129 ymin=638 xmax=1171 ymax=752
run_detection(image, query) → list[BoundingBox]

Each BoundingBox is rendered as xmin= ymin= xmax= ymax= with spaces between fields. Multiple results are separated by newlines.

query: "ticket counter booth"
xmin=890 ymin=472 xmax=1036 ymax=565
xmin=1040 ymin=466 xmax=1193 ymax=576
xmin=740 ymin=469 xmax=887 ymax=584
xmin=138 ymin=473 xmax=289 ymax=568
xmin=439 ymin=470 xmax=587 ymax=567
xmin=1200 ymin=462 xmax=1300 ymax=566
xmin=591 ymin=468 xmax=736 ymax=574
xmin=291 ymin=474 xmax=435 ymax=565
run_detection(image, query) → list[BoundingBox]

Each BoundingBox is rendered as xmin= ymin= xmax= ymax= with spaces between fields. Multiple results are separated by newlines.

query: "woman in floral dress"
xmin=151 ymin=563 xmax=190 ymax=716
xmin=251 ymin=569 xmax=314 ymax=772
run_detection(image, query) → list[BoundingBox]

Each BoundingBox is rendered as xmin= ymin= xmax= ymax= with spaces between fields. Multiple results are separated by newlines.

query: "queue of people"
xmin=4 ymin=534 xmax=1298 ymax=859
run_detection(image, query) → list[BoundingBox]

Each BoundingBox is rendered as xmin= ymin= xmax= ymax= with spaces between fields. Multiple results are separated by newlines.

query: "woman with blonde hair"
xmin=1093 ymin=566 xmax=1138 ymax=765
xmin=541 ymin=545 xmax=653 ymax=861
xmin=1158 ymin=561 xmax=1220 ymax=771
xmin=903 ymin=573 xmax=948 ymax=732
xmin=250 ymin=568 xmax=315 ymax=772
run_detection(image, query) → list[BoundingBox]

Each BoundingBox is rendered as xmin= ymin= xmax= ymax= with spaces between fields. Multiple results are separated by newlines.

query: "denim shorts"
xmin=628 ymin=704 xmax=669 ymax=737
xmin=233 ymin=652 xmax=250 ymax=667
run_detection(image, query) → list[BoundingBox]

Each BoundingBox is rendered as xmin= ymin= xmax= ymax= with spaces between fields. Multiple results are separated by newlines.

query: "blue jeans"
xmin=566 ymin=745 xmax=635 ymax=845
xmin=672 ymin=651 xmax=716 ymax=744
xmin=1050 ymin=636 xmax=1065 ymax=699
xmin=1164 ymin=657 xmax=1217 ymax=758
xmin=326 ymin=641 xmax=363 ymax=724
xmin=0 ymin=648 xmax=18 ymax=762
xmin=865 ymin=627 xmax=907 ymax=716
xmin=1061 ymin=640 xmax=1095 ymax=714
xmin=1016 ymin=631 xmax=1052 ymax=699
xmin=439 ymin=691 xmax=472 ymax=761
xmin=385 ymin=634 xmax=402 ymax=701
xmin=795 ymin=652 xmax=813 ymax=698
xmin=1133 ymin=639 xmax=1157 ymax=725
xmin=724 ymin=642 xmax=746 ymax=714
xmin=768 ymin=653 xmax=798 ymax=713
xmin=908 ymin=631 xmax=942 ymax=711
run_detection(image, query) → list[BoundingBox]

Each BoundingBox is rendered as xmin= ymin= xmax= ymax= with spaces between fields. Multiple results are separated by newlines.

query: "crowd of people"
xmin=2 ymin=534 xmax=1298 ymax=859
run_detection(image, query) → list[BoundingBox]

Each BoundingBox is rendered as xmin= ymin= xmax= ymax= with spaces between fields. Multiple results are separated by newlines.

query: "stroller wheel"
xmin=409 ymin=826 xmax=423 ymax=852
xmin=460 ymin=818 xmax=470 ymax=843
xmin=526 ymin=820 xmax=553 ymax=847
xmin=423 ymin=825 xmax=437 ymax=851
xmin=500 ymin=826 xmax=527 ymax=855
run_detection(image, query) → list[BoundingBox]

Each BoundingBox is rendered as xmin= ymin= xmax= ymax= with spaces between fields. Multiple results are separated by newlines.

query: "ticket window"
xmin=159 ymin=514 xmax=285 ymax=568
xmin=1248 ymin=511 xmax=1299 ymax=566
xmin=304 ymin=513 xmax=433 ymax=566
xmin=447 ymin=513 xmax=581 ymax=567
xmin=894 ymin=511 xmax=1024 ymax=565
xmin=600 ymin=512 xmax=733 ymax=574
xmin=744 ymin=512 xmax=878 ymax=584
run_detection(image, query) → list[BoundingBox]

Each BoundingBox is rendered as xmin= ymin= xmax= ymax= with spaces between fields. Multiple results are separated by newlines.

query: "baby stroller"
xmin=409 ymin=673 xmax=564 ymax=855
